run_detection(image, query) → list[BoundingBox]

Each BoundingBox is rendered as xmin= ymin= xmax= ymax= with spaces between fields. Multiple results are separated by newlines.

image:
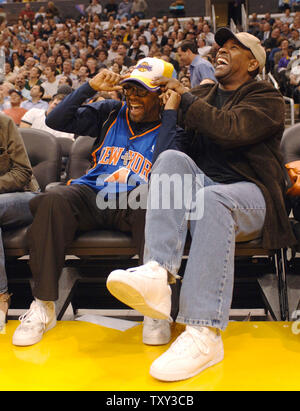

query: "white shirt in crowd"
xmin=21 ymin=108 xmax=75 ymax=140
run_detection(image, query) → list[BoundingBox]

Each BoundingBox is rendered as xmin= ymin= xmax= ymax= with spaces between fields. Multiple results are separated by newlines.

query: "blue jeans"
xmin=0 ymin=191 xmax=38 ymax=294
xmin=144 ymin=150 xmax=266 ymax=330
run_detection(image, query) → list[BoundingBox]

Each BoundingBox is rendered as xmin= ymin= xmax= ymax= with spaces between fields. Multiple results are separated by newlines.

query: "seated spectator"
xmin=19 ymin=3 xmax=35 ymax=22
xmin=263 ymin=27 xmax=282 ymax=72
xmin=104 ymin=0 xmax=118 ymax=19
xmin=20 ymin=94 xmax=74 ymax=140
xmin=131 ymin=0 xmax=148 ymax=19
xmin=14 ymin=73 xmax=31 ymax=100
xmin=138 ymin=35 xmax=150 ymax=57
xmin=86 ymin=0 xmax=103 ymax=17
xmin=248 ymin=12 xmax=261 ymax=36
xmin=106 ymin=28 xmax=295 ymax=383
xmin=107 ymin=37 xmax=120 ymax=63
xmin=0 ymin=112 xmax=39 ymax=332
xmin=12 ymin=59 xmax=184 ymax=348
xmin=34 ymin=6 xmax=46 ymax=24
xmin=128 ymin=39 xmax=145 ymax=63
xmin=179 ymin=74 xmax=190 ymax=89
xmin=85 ymin=57 xmax=97 ymax=78
xmin=4 ymin=62 xmax=16 ymax=85
xmin=112 ymin=55 xmax=128 ymax=74
xmin=290 ymin=28 xmax=300 ymax=49
xmin=0 ymin=83 xmax=12 ymax=112
xmin=117 ymin=0 xmax=133 ymax=20
xmin=117 ymin=43 xmax=135 ymax=67
xmin=197 ymin=36 xmax=212 ymax=57
xmin=25 ymin=67 xmax=43 ymax=91
xmin=281 ymin=4 xmax=294 ymax=23
xmin=202 ymin=23 xmax=215 ymax=46
xmin=45 ymin=1 xmax=60 ymax=23
xmin=21 ymin=85 xmax=48 ymax=111
xmin=41 ymin=64 xmax=60 ymax=100
xmin=57 ymin=60 xmax=77 ymax=86
xmin=3 ymin=90 xmax=27 ymax=126
xmin=73 ymin=65 xmax=90 ymax=89
xmin=257 ymin=22 xmax=272 ymax=43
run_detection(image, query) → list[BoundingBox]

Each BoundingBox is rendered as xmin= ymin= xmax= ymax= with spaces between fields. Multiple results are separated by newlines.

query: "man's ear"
xmin=248 ymin=58 xmax=260 ymax=75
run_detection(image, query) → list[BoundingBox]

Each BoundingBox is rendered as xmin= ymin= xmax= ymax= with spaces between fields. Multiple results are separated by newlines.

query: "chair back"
xmin=281 ymin=123 xmax=300 ymax=164
xmin=19 ymin=128 xmax=62 ymax=191
xmin=66 ymin=135 xmax=94 ymax=180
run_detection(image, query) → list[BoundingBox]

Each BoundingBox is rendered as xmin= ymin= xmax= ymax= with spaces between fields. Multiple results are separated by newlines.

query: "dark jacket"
xmin=181 ymin=79 xmax=296 ymax=249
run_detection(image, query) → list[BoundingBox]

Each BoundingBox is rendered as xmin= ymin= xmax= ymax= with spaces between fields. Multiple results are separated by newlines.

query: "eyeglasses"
xmin=122 ymin=84 xmax=149 ymax=97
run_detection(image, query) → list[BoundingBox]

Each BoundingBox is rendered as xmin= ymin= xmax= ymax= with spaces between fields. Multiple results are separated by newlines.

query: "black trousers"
xmin=28 ymin=184 xmax=147 ymax=301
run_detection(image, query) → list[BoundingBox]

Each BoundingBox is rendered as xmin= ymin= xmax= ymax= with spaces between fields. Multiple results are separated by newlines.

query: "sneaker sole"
xmin=143 ymin=334 xmax=171 ymax=346
xmin=107 ymin=279 xmax=169 ymax=320
xmin=12 ymin=317 xmax=57 ymax=347
xmin=150 ymin=349 xmax=224 ymax=382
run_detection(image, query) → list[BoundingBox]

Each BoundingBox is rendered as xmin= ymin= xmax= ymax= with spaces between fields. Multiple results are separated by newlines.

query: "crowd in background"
xmin=2 ymin=1 xmax=300 ymax=127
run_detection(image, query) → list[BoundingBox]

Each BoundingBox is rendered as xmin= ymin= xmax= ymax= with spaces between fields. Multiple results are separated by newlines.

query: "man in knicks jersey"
xmin=12 ymin=58 xmax=186 ymax=347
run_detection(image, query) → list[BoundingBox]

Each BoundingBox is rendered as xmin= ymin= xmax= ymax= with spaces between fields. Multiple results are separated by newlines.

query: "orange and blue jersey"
xmin=69 ymin=103 xmax=161 ymax=194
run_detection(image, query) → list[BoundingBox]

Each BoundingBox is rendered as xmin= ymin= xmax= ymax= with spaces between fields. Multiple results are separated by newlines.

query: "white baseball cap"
xmin=121 ymin=57 xmax=176 ymax=91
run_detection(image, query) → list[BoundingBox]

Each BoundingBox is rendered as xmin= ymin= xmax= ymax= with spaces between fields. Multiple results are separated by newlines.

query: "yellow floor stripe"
xmin=0 ymin=321 xmax=299 ymax=391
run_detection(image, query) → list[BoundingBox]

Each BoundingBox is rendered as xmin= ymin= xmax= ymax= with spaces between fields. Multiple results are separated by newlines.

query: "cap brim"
xmin=215 ymin=27 xmax=238 ymax=47
xmin=120 ymin=77 xmax=160 ymax=92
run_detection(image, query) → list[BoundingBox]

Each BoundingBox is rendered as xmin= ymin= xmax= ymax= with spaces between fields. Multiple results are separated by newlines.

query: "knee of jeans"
xmin=153 ymin=150 xmax=191 ymax=174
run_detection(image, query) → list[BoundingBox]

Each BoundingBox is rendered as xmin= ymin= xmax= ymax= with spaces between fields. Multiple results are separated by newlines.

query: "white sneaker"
xmin=143 ymin=316 xmax=172 ymax=345
xmin=12 ymin=300 xmax=56 ymax=347
xmin=106 ymin=261 xmax=171 ymax=320
xmin=150 ymin=325 xmax=224 ymax=381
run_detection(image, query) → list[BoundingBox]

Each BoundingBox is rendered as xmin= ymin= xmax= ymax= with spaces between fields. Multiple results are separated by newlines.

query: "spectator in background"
xmin=25 ymin=66 xmax=43 ymax=91
xmin=117 ymin=0 xmax=133 ymax=20
xmin=42 ymin=64 xmax=60 ymax=100
xmin=202 ymin=23 xmax=215 ymax=46
xmin=257 ymin=22 xmax=272 ymax=43
xmin=14 ymin=73 xmax=31 ymax=100
xmin=177 ymin=40 xmax=216 ymax=87
xmin=20 ymin=93 xmax=74 ymax=140
xmin=73 ymin=65 xmax=91 ymax=89
xmin=19 ymin=3 xmax=35 ymax=22
xmin=131 ymin=0 xmax=148 ymax=19
xmin=117 ymin=43 xmax=135 ymax=67
xmin=248 ymin=12 xmax=261 ymax=36
xmin=57 ymin=60 xmax=77 ymax=85
xmin=86 ymin=0 xmax=103 ymax=17
xmin=3 ymin=90 xmax=27 ymax=126
xmin=179 ymin=74 xmax=191 ymax=89
xmin=128 ymin=39 xmax=145 ymax=63
xmin=104 ymin=0 xmax=118 ymax=19
xmin=290 ymin=28 xmax=300 ymax=49
xmin=197 ymin=36 xmax=212 ymax=57
xmin=281 ymin=6 xmax=294 ymax=23
xmin=45 ymin=1 xmax=60 ymax=23
xmin=21 ymin=85 xmax=48 ymax=111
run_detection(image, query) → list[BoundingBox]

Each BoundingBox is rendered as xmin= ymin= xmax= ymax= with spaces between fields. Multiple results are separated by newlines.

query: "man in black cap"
xmin=106 ymin=28 xmax=295 ymax=381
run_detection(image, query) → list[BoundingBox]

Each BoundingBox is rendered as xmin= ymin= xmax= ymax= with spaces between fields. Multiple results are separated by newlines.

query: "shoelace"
xmin=171 ymin=328 xmax=210 ymax=356
xmin=18 ymin=301 xmax=47 ymax=328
